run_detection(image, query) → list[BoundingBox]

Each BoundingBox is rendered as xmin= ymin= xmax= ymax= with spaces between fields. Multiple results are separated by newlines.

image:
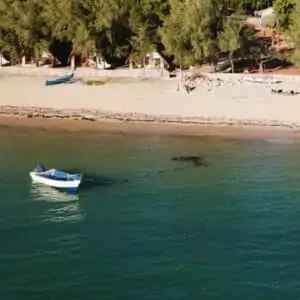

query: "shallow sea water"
xmin=0 ymin=127 xmax=300 ymax=299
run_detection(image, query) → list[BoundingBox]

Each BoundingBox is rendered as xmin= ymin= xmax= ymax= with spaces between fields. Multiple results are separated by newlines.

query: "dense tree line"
xmin=0 ymin=0 xmax=299 ymax=69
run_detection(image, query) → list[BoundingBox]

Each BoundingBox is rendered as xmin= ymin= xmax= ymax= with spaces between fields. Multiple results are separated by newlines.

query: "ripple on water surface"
xmin=29 ymin=185 xmax=85 ymax=224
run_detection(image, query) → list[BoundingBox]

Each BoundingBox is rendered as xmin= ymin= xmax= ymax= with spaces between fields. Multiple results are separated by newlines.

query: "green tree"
xmin=219 ymin=14 xmax=269 ymax=72
xmin=273 ymin=0 xmax=295 ymax=30
xmin=42 ymin=0 xmax=95 ymax=67
xmin=218 ymin=17 xmax=243 ymax=72
xmin=0 ymin=0 xmax=49 ymax=65
xmin=129 ymin=0 xmax=169 ymax=67
xmin=185 ymin=0 xmax=236 ymax=68
xmin=289 ymin=0 xmax=300 ymax=66
xmin=0 ymin=0 xmax=289 ymax=70
xmin=160 ymin=0 xmax=193 ymax=68
xmin=0 ymin=28 xmax=23 ymax=65
xmin=93 ymin=0 xmax=133 ymax=67
xmin=233 ymin=0 xmax=275 ymax=14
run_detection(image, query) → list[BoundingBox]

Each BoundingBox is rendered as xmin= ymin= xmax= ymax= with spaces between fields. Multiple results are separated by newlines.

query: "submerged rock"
xmin=171 ymin=155 xmax=208 ymax=167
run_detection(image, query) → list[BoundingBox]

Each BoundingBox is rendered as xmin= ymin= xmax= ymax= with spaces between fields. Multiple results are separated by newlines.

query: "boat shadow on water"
xmin=64 ymin=169 xmax=129 ymax=190
xmin=66 ymin=156 xmax=208 ymax=190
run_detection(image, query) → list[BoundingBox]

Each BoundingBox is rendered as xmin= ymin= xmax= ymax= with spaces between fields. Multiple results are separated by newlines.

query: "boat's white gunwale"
xmin=30 ymin=171 xmax=81 ymax=189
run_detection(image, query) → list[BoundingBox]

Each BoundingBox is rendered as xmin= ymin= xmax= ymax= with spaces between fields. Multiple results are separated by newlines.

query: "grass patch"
xmin=84 ymin=78 xmax=109 ymax=86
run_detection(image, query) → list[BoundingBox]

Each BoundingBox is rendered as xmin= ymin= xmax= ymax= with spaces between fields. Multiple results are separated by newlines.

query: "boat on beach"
xmin=45 ymin=72 xmax=75 ymax=86
xmin=244 ymin=76 xmax=281 ymax=84
xmin=29 ymin=164 xmax=83 ymax=192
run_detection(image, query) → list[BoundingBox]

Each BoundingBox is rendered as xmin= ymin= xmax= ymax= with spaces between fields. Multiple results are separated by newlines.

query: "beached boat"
xmin=45 ymin=73 xmax=75 ymax=86
xmin=29 ymin=164 xmax=82 ymax=192
xmin=244 ymin=76 xmax=281 ymax=84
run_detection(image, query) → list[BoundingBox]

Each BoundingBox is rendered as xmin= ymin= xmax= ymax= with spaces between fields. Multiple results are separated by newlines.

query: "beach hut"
xmin=95 ymin=56 xmax=111 ymax=69
xmin=254 ymin=7 xmax=276 ymax=27
xmin=146 ymin=51 xmax=165 ymax=70
xmin=128 ymin=51 xmax=166 ymax=70
xmin=0 ymin=53 xmax=9 ymax=67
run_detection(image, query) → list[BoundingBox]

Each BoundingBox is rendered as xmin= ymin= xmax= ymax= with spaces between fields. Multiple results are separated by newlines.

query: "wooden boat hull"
xmin=45 ymin=73 xmax=75 ymax=86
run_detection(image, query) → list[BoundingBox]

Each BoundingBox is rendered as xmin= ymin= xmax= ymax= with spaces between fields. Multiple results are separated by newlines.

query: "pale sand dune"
xmin=1 ymin=74 xmax=300 ymax=133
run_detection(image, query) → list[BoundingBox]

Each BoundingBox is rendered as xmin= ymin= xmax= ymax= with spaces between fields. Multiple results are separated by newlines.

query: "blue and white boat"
xmin=30 ymin=164 xmax=82 ymax=193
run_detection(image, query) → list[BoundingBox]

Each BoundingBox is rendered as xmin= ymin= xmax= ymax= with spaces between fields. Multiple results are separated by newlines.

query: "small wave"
xmin=30 ymin=185 xmax=79 ymax=202
xmin=30 ymin=185 xmax=84 ymax=224
xmin=40 ymin=202 xmax=85 ymax=224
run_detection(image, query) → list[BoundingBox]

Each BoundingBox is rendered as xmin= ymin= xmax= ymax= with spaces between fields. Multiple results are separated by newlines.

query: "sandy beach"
xmin=1 ymin=67 xmax=300 ymax=138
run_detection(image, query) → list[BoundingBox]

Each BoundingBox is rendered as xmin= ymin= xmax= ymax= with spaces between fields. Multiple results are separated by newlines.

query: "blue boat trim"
xmin=38 ymin=169 xmax=82 ymax=182
xmin=45 ymin=73 xmax=75 ymax=86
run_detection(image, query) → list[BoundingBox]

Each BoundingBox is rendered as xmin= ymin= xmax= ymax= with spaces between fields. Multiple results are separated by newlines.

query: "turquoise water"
xmin=1 ymin=127 xmax=300 ymax=299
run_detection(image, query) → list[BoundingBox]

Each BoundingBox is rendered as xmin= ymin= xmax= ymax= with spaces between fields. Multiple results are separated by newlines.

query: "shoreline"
xmin=1 ymin=105 xmax=300 ymax=128
xmin=1 ymin=73 xmax=300 ymax=139
xmin=0 ymin=107 xmax=300 ymax=140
